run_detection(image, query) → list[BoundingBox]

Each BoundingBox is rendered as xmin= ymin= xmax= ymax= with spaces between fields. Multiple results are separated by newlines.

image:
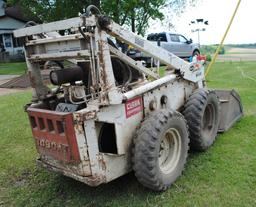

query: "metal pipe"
xmin=123 ymin=74 xmax=176 ymax=100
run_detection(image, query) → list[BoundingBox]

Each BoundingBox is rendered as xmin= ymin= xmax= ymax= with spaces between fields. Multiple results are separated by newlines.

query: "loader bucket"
xmin=215 ymin=89 xmax=243 ymax=132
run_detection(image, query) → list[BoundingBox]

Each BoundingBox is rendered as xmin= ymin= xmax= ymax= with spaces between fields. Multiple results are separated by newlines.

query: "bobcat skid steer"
xmin=14 ymin=6 xmax=243 ymax=191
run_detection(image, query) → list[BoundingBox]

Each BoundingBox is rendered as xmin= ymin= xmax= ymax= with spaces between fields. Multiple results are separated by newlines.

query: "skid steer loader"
xmin=14 ymin=6 xmax=243 ymax=191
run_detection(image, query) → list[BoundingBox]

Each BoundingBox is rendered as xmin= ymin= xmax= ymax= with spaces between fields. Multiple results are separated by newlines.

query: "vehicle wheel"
xmin=132 ymin=109 xmax=189 ymax=191
xmin=192 ymin=50 xmax=200 ymax=57
xmin=183 ymin=89 xmax=220 ymax=151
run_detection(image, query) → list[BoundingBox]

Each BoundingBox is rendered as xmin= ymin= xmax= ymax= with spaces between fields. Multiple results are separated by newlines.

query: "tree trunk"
xmin=131 ymin=11 xmax=135 ymax=33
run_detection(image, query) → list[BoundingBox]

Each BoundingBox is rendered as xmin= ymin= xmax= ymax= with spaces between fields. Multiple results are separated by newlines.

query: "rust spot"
xmin=73 ymin=114 xmax=84 ymax=134
xmin=74 ymin=122 xmax=84 ymax=134
xmin=85 ymin=174 xmax=106 ymax=186
xmin=98 ymin=39 xmax=110 ymax=104
xmin=97 ymin=154 xmax=106 ymax=171
xmin=83 ymin=111 xmax=97 ymax=120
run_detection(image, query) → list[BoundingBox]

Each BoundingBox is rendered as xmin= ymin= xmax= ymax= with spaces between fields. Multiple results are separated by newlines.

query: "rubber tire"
xmin=132 ymin=109 xmax=189 ymax=191
xmin=192 ymin=50 xmax=200 ymax=57
xmin=183 ymin=89 xmax=220 ymax=151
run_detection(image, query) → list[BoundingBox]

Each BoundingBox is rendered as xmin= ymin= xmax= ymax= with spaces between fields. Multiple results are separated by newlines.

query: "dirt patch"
xmin=227 ymin=48 xmax=256 ymax=54
xmin=0 ymin=74 xmax=30 ymax=88
xmin=217 ymin=54 xmax=256 ymax=62
xmin=0 ymin=70 xmax=50 ymax=89
xmin=0 ymin=75 xmax=20 ymax=85
xmin=0 ymin=88 xmax=28 ymax=96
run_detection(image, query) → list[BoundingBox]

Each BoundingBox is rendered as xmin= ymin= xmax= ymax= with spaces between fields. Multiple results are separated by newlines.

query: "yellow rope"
xmin=205 ymin=0 xmax=242 ymax=77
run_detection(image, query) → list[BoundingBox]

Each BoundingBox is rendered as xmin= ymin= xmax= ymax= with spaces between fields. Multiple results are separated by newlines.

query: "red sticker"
xmin=125 ymin=97 xmax=143 ymax=118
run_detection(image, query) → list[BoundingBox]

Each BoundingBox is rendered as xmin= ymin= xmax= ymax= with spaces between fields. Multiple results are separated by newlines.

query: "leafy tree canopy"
xmin=7 ymin=0 xmax=197 ymax=35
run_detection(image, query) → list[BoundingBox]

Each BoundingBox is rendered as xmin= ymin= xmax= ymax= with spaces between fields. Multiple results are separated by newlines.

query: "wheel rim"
xmin=158 ymin=128 xmax=182 ymax=174
xmin=202 ymin=103 xmax=216 ymax=138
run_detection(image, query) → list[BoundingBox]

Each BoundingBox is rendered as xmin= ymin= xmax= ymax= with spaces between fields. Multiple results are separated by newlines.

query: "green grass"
xmin=0 ymin=62 xmax=27 ymax=75
xmin=0 ymin=61 xmax=256 ymax=206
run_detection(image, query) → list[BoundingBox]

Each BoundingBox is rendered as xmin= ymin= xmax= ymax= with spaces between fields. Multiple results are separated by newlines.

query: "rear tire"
xmin=133 ymin=109 xmax=189 ymax=191
xmin=183 ymin=89 xmax=220 ymax=151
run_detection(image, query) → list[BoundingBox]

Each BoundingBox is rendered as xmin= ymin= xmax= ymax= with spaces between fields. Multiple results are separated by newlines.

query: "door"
xmin=178 ymin=35 xmax=192 ymax=57
xmin=162 ymin=34 xmax=181 ymax=56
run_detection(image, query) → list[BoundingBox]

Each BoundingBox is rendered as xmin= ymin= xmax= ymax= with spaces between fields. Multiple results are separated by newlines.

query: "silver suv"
xmin=127 ymin=32 xmax=200 ymax=66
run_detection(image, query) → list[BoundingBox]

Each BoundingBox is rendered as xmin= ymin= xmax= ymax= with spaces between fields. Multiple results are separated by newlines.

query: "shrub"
xmin=206 ymin=54 xmax=212 ymax=62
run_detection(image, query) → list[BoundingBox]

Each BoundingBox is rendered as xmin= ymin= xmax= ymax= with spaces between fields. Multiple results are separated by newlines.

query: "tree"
xmin=102 ymin=0 xmax=198 ymax=35
xmin=101 ymin=0 xmax=165 ymax=35
xmin=6 ymin=0 xmax=100 ymax=22
xmin=156 ymin=0 xmax=199 ymax=32
xmin=7 ymin=0 xmax=197 ymax=35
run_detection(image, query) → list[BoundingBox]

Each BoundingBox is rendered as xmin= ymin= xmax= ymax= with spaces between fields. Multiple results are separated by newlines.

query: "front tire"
xmin=133 ymin=110 xmax=189 ymax=191
xmin=183 ymin=89 xmax=220 ymax=151
xmin=192 ymin=50 xmax=200 ymax=57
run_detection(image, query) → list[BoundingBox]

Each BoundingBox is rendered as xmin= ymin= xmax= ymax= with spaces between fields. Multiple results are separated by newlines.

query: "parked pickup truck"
xmin=127 ymin=32 xmax=200 ymax=66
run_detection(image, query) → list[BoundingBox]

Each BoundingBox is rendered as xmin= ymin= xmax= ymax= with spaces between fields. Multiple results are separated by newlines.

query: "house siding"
xmin=0 ymin=16 xmax=25 ymax=31
xmin=0 ymin=16 xmax=26 ymax=62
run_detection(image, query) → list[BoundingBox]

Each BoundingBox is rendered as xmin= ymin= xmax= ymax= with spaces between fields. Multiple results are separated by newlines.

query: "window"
xmin=3 ymin=34 xmax=12 ymax=48
xmin=12 ymin=34 xmax=23 ymax=48
xmin=147 ymin=33 xmax=167 ymax=42
xmin=170 ymin=34 xmax=179 ymax=42
xmin=0 ymin=35 xmax=5 ymax=52
xmin=0 ymin=34 xmax=3 ymax=45
xmin=179 ymin=35 xmax=188 ymax=43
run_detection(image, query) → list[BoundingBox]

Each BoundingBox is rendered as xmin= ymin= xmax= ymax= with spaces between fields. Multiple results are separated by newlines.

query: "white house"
xmin=0 ymin=0 xmax=28 ymax=60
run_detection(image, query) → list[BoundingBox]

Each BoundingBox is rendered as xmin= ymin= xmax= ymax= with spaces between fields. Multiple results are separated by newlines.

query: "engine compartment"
xmin=31 ymin=56 xmax=145 ymax=113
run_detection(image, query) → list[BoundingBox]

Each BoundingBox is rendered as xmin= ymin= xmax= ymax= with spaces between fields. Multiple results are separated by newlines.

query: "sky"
xmin=148 ymin=0 xmax=256 ymax=45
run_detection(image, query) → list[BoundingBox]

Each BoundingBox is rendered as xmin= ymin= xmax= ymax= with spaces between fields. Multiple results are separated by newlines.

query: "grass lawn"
xmin=0 ymin=61 xmax=256 ymax=206
xmin=0 ymin=62 xmax=27 ymax=75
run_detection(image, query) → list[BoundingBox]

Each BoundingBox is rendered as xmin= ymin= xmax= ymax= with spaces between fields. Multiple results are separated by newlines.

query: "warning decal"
xmin=125 ymin=97 xmax=143 ymax=118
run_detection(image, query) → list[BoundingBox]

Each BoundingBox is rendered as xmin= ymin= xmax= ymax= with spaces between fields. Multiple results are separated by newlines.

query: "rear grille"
xmin=27 ymin=108 xmax=80 ymax=163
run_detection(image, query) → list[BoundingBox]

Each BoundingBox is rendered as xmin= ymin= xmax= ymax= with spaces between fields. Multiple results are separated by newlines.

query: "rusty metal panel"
xmin=96 ymin=102 xmax=143 ymax=155
xmin=37 ymin=158 xmax=104 ymax=186
xmin=94 ymin=27 xmax=123 ymax=105
xmin=26 ymin=59 xmax=50 ymax=100
xmin=102 ymin=153 xmax=131 ymax=183
xmin=28 ymin=50 xmax=90 ymax=62
xmin=26 ymin=33 xmax=90 ymax=46
xmin=27 ymin=108 xmax=80 ymax=163
xmin=83 ymin=119 xmax=106 ymax=179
